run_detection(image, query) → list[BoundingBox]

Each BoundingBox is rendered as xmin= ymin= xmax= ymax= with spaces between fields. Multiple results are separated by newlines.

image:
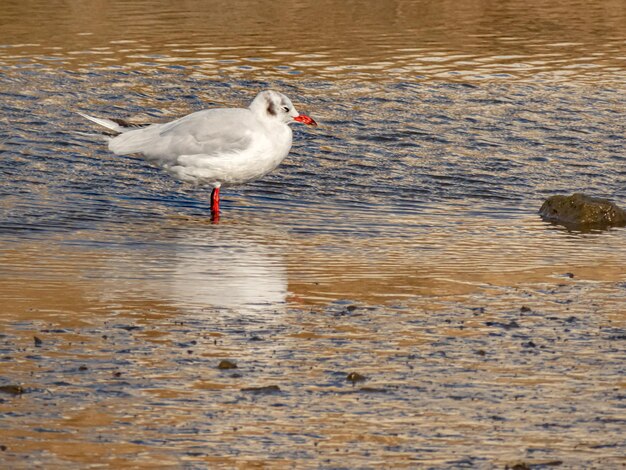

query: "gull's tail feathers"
xmin=77 ymin=112 xmax=149 ymax=136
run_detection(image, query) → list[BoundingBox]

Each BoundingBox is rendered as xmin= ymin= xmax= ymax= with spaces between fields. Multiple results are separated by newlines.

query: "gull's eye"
xmin=282 ymin=106 xmax=289 ymax=112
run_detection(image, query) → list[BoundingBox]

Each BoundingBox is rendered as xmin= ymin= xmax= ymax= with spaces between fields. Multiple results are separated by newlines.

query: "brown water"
xmin=1 ymin=0 xmax=625 ymax=468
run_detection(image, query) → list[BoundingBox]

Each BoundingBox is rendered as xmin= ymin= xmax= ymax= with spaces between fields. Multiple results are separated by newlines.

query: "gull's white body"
xmin=108 ymin=107 xmax=292 ymax=187
xmin=79 ymin=90 xmax=309 ymax=189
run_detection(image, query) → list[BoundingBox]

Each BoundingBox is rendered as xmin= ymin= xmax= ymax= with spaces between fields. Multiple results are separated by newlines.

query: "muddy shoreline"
xmin=1 ymin=277 xmax=624 ymax=468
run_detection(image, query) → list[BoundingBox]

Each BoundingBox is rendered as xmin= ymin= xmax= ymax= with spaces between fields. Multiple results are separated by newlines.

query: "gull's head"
xmin=250 ymin=90 xmax=317 ymax=127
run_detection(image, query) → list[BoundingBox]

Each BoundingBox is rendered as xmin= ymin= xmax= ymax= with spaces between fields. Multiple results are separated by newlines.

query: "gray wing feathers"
xmin=108 ymin=108 xmax=256 ymax=163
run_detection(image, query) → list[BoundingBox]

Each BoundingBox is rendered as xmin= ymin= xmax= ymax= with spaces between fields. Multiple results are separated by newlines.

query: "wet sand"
xmin=1 ymin=275 xmax=624 ymax=468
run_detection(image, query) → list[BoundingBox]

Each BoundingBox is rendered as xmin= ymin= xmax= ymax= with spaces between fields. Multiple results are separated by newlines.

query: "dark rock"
xmin=218 ymin=360 xmax=237 ymax=370
xmin=0 ymin=385 xmax=24 ymax=395
xmin=506 ymin=463 xmax=531 ymax=470
xmin=358 ymin=387 xmax=388 ymax=393
xmin=539 ymin=193 xmax=626 ymax=229
xmin=34 ymin=336 xmax=43 ymax=347
xmin=506 ymin=461 xmax=563 ymax=469
xmin=115 ymin=325 xmax=141 ymax=331
xmin=485 ymin=321 xmax=520 ymax=330
xmin=241 ymin=385 xmax=281 ymax=394
xmin=346 ymin=372 xmax=366 ymax=383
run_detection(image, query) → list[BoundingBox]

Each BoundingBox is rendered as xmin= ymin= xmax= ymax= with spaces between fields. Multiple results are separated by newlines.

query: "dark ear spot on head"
xmin=266 ymin=102 xmax=277 ymax=117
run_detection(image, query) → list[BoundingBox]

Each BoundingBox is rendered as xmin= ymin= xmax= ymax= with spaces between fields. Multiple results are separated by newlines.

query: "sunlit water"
xmin=1 ymin=1 xmax=625 ymax=468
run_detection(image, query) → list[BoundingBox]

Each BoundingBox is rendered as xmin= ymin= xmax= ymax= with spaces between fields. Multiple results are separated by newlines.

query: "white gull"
xmin=78 ymin=90 xmax=317 ymax=221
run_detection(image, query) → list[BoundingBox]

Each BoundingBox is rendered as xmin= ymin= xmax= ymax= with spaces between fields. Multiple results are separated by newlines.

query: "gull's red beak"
xmin=294 ymin=114 xmax=317 ymax=126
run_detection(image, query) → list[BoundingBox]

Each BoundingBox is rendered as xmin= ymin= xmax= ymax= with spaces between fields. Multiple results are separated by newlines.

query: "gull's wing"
xmin=109 ymin=108 xmax=258 ymax=163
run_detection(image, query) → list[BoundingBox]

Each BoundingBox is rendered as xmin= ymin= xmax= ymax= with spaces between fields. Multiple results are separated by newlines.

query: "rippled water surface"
xmin=1 ymin=1 xmax=625 ymax=468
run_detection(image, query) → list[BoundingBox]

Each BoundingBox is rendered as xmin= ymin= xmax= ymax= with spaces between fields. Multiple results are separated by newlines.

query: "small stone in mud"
xmin=241 ymin=385 xmax=281 ymax=394
xmin=565 ymin=272 xmax=575 ymax=278
xmin=520 ymin=306 xmax=531 ymax=313
xmin=34 ymin=336 xmax=43 ymax=347
xmin=506 ymin=463 xmax=531 ymax=470
xmin=113 ymin=372 xmax=122 ymax=377
xmin=346 ymin=372 xmax=366 ymax=383
xmin=346 ymin=305 xmax=358 ymax=312
xmin=78 ymin=365 xmax=88 ymax=371
xmin=522 ymin=341 xmax=537 ymax=348
xmin=358 ymin=387 xmax=388 ymax=393
xmin=476 ymin=349 xmax=487 ymax=356
xmin=218 ymin=360 xmax=238 ymax=370
xmin=0 ymin=445 xmax=6 ymax=451
xmin=117 ymin=325 xmax=141 ymax=331
xmin=0 ymin=385 xmax=24 ymax=396
xmin=506 ymin=462 xmax=563 ymax=470
xmin=485 ymin=320 xmax=520 ymax=330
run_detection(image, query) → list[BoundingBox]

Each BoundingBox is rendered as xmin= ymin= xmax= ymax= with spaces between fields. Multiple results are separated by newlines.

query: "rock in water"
xmin=539 ymin=193 xmax=626 ymax=229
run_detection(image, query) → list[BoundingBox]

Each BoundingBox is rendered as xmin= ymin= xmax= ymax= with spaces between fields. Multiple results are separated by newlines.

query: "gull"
xmin=78 ymin=90 xmax=317 ymax=221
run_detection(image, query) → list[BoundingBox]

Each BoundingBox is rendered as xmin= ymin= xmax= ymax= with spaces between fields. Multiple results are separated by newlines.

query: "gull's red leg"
xmin=211 ymin=187 xmax=220 ymax=223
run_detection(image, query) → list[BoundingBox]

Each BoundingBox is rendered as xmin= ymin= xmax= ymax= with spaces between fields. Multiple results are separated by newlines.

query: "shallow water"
xmin=1 ymin=0 xmax=625 ymax=468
